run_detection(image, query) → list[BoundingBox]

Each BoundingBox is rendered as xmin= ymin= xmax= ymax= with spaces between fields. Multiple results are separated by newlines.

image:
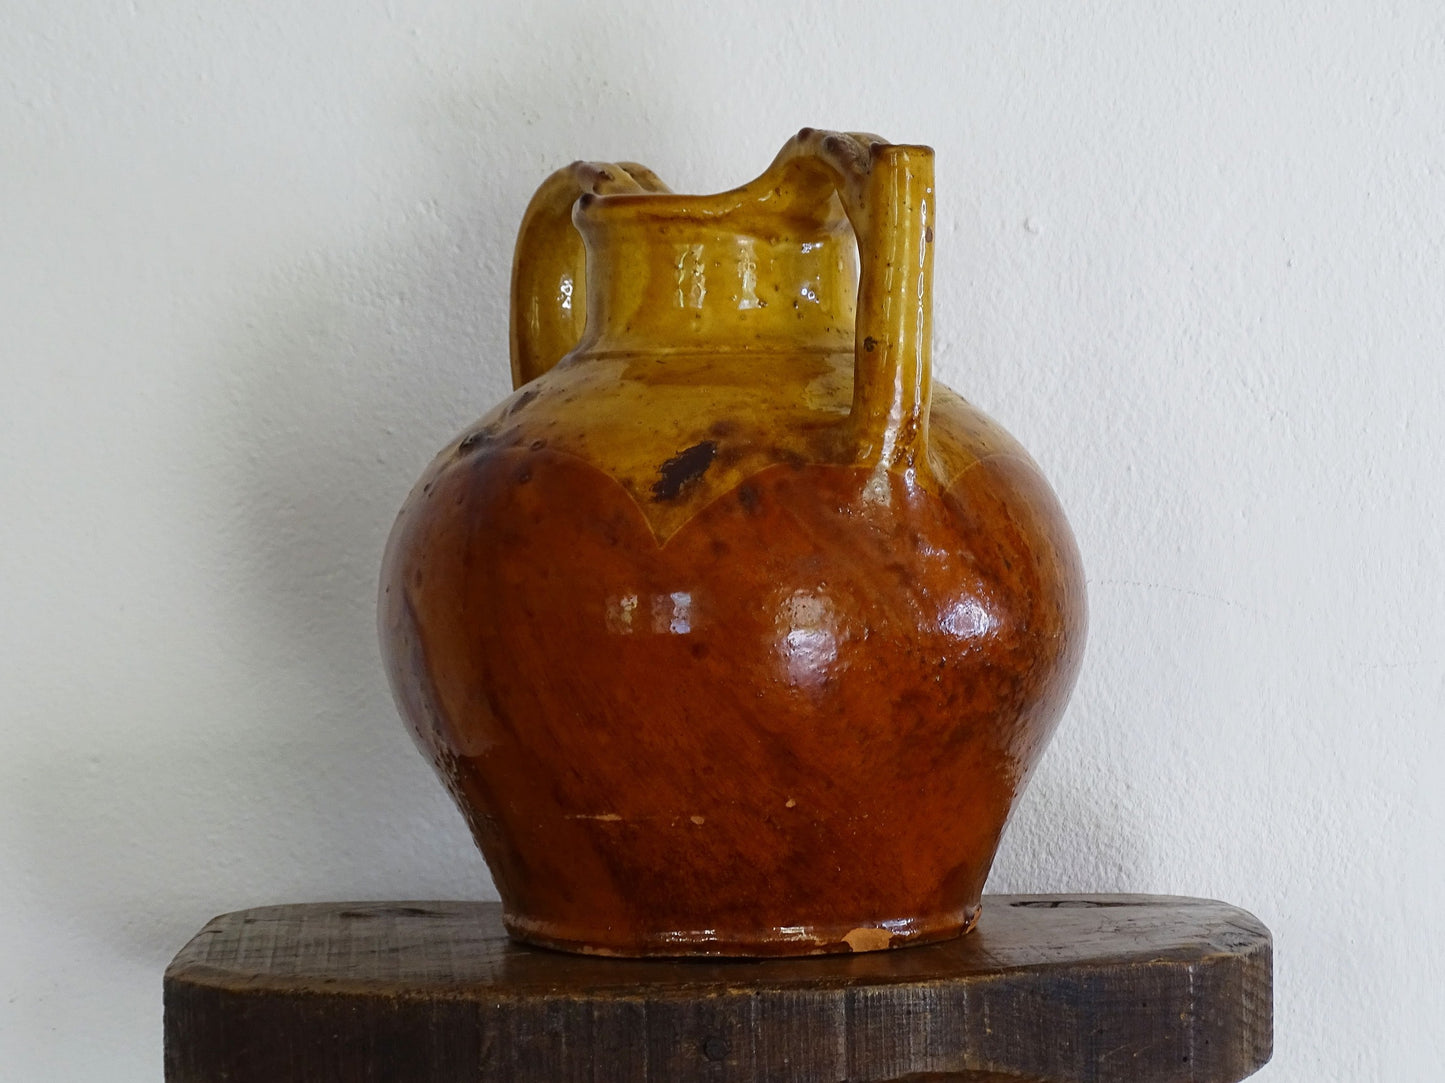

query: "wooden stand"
xmin=164 ymin=894 xmax=1271 ymax=1082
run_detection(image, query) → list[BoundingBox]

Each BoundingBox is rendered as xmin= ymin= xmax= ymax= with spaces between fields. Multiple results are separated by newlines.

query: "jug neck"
xmin=571 ymin=202 xmax=858 ymax=355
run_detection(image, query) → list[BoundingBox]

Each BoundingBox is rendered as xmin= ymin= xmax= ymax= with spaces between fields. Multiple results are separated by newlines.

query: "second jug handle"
xmin=508 ymin=161 xmax=669 ymax=390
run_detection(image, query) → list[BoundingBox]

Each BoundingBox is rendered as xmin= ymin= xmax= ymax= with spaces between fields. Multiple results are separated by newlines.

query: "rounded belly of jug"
xmin=379 ymin=409 xmax=1085 ymax=957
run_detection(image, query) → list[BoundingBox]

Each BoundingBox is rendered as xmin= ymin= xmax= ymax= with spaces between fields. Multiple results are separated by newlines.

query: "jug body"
xmin=379 ymin=131 xmax=1086 ymax=956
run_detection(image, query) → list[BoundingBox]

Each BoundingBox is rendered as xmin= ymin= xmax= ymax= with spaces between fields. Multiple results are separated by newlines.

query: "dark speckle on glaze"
xmin=458 ymin=423 xmax=500 ymax=454
xmin=509 ymin=387 xmax=541 ymax=415
xmin=651 ymin=441 xmax=717 ymax=502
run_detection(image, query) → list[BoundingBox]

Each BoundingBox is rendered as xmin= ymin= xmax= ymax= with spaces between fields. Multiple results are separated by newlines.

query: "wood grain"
xmin=164 ymin=894 xmax=1271 ymax=1082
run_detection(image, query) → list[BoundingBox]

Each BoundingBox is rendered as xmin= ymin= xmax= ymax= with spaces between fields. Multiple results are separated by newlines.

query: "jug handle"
xmin=509 ymin=161 xmax=669 ymax=390
xmin=770 ymin=129 xmax=936 ymax=472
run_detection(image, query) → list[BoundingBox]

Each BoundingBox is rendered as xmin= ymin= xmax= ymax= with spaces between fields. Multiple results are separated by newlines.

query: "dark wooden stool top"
xmin=164 ymin=894 xmax=1271 ymax=1082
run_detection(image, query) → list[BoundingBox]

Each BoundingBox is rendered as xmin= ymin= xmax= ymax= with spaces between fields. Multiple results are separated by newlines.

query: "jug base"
xmin=502 ymin=904 xmax=981 ymax=958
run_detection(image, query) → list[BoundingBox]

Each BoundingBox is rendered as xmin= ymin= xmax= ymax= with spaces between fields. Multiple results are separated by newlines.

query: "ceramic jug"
xmin=380 ymin=129 xmax=1086 ymax=957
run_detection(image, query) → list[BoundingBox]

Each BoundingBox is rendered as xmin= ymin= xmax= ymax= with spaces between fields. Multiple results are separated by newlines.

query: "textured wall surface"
xmin=3 ymin=2 xmax=1441 ymax=1079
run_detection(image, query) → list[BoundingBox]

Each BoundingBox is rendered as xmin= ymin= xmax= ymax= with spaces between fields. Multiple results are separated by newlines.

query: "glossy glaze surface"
xmin=380 ymin=130 xmax=1086 ymax=956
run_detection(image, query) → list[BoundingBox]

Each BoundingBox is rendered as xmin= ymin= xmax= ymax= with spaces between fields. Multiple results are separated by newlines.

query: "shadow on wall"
xmin=985 ymin=714 xmax=1155 ymax=899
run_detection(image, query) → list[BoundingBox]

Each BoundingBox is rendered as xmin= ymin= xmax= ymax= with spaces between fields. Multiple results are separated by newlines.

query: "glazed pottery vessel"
xmin=380 ymin=129 xmax=1086 ymax=957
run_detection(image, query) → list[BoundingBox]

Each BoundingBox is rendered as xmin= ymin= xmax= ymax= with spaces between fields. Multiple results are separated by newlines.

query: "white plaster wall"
xmin=3 ymin=2 xmax=1441 ymax=1078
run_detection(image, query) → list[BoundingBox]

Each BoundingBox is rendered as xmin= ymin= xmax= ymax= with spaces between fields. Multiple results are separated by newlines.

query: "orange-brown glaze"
xmin=379 ymin=131 xmax=1086 ymax=956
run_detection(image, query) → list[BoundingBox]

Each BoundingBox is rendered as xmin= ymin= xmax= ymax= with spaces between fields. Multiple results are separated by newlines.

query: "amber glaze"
xmin=380 ymin=130 xmax=1086 ymax=957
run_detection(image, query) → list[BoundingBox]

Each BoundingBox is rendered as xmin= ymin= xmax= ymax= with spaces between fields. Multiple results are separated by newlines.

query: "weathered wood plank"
xmin=164 ymin=894 xmax=1271 ymax=1083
